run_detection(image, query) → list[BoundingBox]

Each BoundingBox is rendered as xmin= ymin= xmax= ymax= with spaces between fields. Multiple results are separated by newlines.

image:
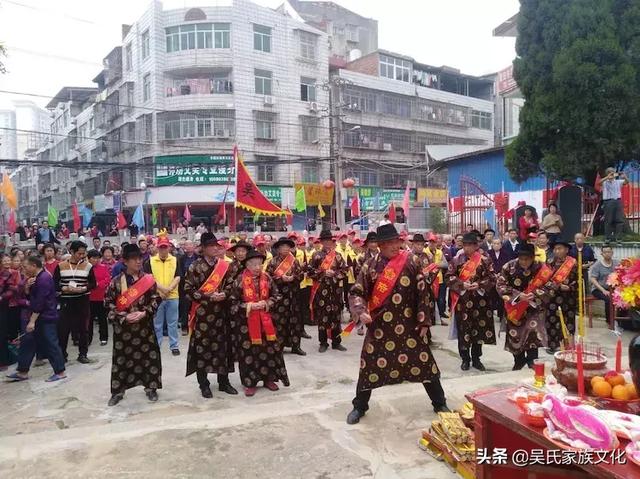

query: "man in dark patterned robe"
xmin=496 ymin=243 xmax=550 ymax=370
xmin=229 ymin=249 xmax=289 ymax=396
xmin=265 ymin=237 xmax=306 ymax=355
xmin=544 ymin=241 xmax=577 ymax=353
xmin=104 ymin=244 xmax=162 ymax=406
xmin=309 ymin=230 xmax=348 ymax=353
xmin=346 ymin=224 xmax=449 ymax=425
xmin=184 ymin=232 xmax=238 ymax=398
xmin=446 ymin=232 xmax=496 ymax=372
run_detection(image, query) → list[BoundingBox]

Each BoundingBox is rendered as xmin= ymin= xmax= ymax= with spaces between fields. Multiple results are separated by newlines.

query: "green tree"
xmin=506 ymin=0 xmax=640 ymax=183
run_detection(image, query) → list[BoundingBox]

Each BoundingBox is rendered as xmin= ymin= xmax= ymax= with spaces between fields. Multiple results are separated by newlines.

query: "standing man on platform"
xmin=599 ymin=167 xmax=629 ymax=242
xmin=446 ymin=233 xmax=496 ymax=371
xmin=544 ymin=241 xmax=577 ymax=354
xmin=309 ymin=230 xmax=348 ymax=353
xmin=346 ymin=224 xmax=450 ymax=424
xmin=184 ymin=233 xmax=238 ymax=398
xmin=497 ymin=244 xmax=552 ymax=370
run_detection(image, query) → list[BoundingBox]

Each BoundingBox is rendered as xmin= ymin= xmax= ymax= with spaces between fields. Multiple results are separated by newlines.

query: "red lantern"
xmin=323 ymin=179 xmax=335 ymax=189
xmin=342 ymin=178 xmax=356 ymax=188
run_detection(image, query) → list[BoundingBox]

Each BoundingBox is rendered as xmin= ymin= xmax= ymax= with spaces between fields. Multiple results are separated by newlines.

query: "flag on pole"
xmin=47 ymin=204 xmax=58 ymax=227
xmin=594 ymin=171 xmax=602 ymax=193
xmin=1 ymin=174 xmax=17 ymax=210
xmin=318 ymin=201 xmax=326 ymax=218
xmin=295 ymin=186 xmax=307 ymax=212
xmin=234 ymin=145 xmax=284 ymax=215
xmin=388 ymin=201 xmax=396 ymax=223
xmin=132 ymin=203 xmax=145 ymax=230
xmin=72 ymin=201 xmax=81 ymax=233
xmin=218 ymin=203 xmax=226 ymax=224
xmin=151 ymin=205 xmax=158 ymax=226
xmin=484 ymin=207 xmax=496 ymax=231
xmin=183 ymin=204 xmax=192 ymax=223
xmin=79 ymin=205 xmax=93 ymax=228
xmin=284 ymin=207 xmax=293 ymax=226
xmin=402 ymin=183 xmax=410 ymax=223
xmin=116 ymin=210 xmax=127 ymax=229
xmin=7 ymin=210 xmax=16 ymax=233
xmin=350 ymin=190 xmax=360 ymax=218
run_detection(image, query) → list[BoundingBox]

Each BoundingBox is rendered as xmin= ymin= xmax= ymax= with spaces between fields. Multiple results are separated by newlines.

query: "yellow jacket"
xmin=424 ymin=247 xmax=445 ymax=284
xmin=296 ymin=249 xmax=313 ymax=288
xmin=535 ymin=246 xmax=546 ymax=264
xmin=149 ymin=254 xmax=179 ymax=299
xmin=262 ymin=251 xmax=273 ymax=271
xmin=336 ymin=244 xmax=357 ymax=283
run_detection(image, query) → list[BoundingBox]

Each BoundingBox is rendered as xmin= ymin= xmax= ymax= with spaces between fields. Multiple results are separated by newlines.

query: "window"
xmin=254 ymin=111 xmax=276 ymax=140
xmin=471 ymin=110 xmax=493 ymax=130
xmin=379 ymin=55 xmax=411 ymax=82
xmin=257 ymin=164 xmax=274 ymax=183
xmin=300 ymin=77 xmax=317 ymax=102
xmin=166 ymin=23 xmax=230 ymax=52
xmin=345 ymin=168 xmax=378 ymax=187
xmin=254 ymin=69 xmax=272 ymax=95
xmin=124 ymin=43 xmax=132 ymax=71
xmin=143 ymin=74 xmax=151 ymax=102
xmin=162 ymin=110 xmax=235 ymax=140
xmin=88 ymin=116 xmax=95 ymax=133
xmin=302 ymin=164 xmax=319 ymax=183
xmin=141 ymin=29 xmax=150 ymax=59
xmin=300 ymin=116 xmax=319 ymax=143
xmin=254 ymin=24 xmax=272 ymax=52
xmin=299 ymin=31 xmax=316 ymax=60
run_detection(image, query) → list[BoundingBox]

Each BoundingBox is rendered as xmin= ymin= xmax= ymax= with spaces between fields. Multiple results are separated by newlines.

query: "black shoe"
xmin=73 ymin=340 xmax=79 ymax=346
xmin=77 ymin=355 xmax=91 ymax=364
xmin=545 ymin=348 xmax=557 ymax=355
xmin=282 ymin=378 xmax=290 ymax=387
xmin=100 ymin=340 xmax=108 ymax=346
xmin=460 ymin=360 xmax=470 ymax=371
xmin=219 ymin=383 xmax=238 ymax=395
xmin=291 ymin=347 xmax=307 ymax=356
xmin=332 ymin=344 xmax=347 ymax=352
xmin=319 ymin=344 xmax=328 ymax=353
xmin=472 ymin=360 xmax=486 ymax=371
xmin=108 ymin=394 xmax=123 ymax=406
xmin=346 ymin=408 xmax=365 ymax=424
xmin=146 ymin=389 xmax=158 ymax=402
xmin=200 ymin=386 xmax=213 ymax=398
xmin=301 ymin=330 xmax=312 ymax=339
xmin=513 ymin=359 xmax=527 ymax=371
xmin=527 ymin=360 xmax=534 ymax=369
xmin=181 ymin=328 xmax=188 ymax=336
xmin=434 ymin=404 xmax=451 ymax=413
xmin=171 ymin=349 xmax=180 ymax=356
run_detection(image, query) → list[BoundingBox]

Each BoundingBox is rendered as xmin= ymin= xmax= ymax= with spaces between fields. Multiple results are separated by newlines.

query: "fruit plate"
xmin=594 ymin=397 xmax=640 ymax=415
xmin=543 ymin=427 xmax=620 ymax=451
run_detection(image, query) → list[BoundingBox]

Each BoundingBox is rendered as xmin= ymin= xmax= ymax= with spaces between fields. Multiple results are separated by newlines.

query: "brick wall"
xmin=344 ymin=52 xmax=379 ymax=77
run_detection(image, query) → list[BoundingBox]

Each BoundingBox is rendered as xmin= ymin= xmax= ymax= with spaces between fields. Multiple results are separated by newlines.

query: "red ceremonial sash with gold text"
xmin=273 ymin=253 xmax=296 ymax=279
xmin=242 ymin=270 xmax=276 ymax=345
xmin=550 ymin=256 xmax=577 ymax=285
xmin=188 ymin=259 xmax=230 ymax=333
xmin=504 ymin=263 xmax=554 ymax=325
xmin=116 ymin=274 xmax=156 ymax=312
xmin=368 ymin=251 xmax=410 ymax=312
xmin=310 ymin=250 xmax=337 ymax=323
xmin=449 ymin=252 xmax=482 ymax=314
xmin=423 ymin=262 xmax=441 ymax=300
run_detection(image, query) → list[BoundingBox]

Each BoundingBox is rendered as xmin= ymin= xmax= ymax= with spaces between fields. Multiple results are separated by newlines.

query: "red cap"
xmin=287 ymin=231 xmax=298 ymax=239
xmin=399 ymin=230 xmax=409 ymax=239
xmin=337 ymin=232 xmax=348 ymax=239
xmin=528 ymin=232 xmax=538 ymax=239
xmin=156 ymin=237 xmax=171 ymax=248
xmin=313 ymin=237 xmax=321 ymax=244
xmin=253 ymin=238 xmax=266 ymax=246
xmin=427 ymin=233 xmax=437 ymax=242
xmin=348 ymin=229 xmax=356 ymax=236
xmin=296 ymin=237 xmax=306 ymax=246
xmin=352 ymin=238 xmax=363 ymax=245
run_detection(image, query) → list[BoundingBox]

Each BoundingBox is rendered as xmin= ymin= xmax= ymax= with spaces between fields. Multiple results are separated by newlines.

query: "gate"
xmin=456 ymin=176 xmax=497 ymax=235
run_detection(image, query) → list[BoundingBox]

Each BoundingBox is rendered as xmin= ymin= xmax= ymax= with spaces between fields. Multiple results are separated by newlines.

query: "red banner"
xmin=234 ymin=146 xmax=283 ymax=216
xmin=116 ymin=274 xmax=156 ymax=312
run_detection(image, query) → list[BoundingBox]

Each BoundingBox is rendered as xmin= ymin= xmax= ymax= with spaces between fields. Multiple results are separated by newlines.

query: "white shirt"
xmin=602 ymin=179 xmax=624 ymax=200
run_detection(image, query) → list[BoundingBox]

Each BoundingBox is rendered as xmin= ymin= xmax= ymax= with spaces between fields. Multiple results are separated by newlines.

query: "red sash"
xmin=273 ymin=253 xmax=295 ymax=279
xmin=188 ymin=259 xmax=230 ymax=333
xmin=423 ymin=262 xmax=440 ymax=300
xmin=310 ymin=250 xmax=337 ymax=322
xmin=369 ymin=251 xmax=409 ymax=312
xmin=504 ymin=263 xmax=554 ymax=324
xmin=550 ymin=256 xmax=577 ymax=285
xmin=242 ymin=270 xmax=276 ymax=345
xmin=116 ymin=274 xmax=156 ymax=312
xmin=450 ymin=252 xmax=482 ymax=314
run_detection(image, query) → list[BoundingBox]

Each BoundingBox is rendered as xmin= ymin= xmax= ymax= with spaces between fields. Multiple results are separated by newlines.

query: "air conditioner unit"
xmin=382 ymin=143 xmax=392 ymax=151
xmin=308 ymin=101 xmax=319 ymax=112
xmin=263 ymin=95 xmax=275 ymax=106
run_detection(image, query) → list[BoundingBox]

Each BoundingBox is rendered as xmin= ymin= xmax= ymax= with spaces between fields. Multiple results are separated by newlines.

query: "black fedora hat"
xmin=319 ymin=230 xmax=335 ymax=241
xmin=273 ymin=237 xmax=295 ymax=249
xmin=518 ymin=243 xmax=535 ymax=257
xmin=462 ymin=232 xmax=478 ymax=244
xmin=410 ymin=233 xmax=426 ymax=243
xmin=244 ymin=248 xmax=266 ymax=263
xmin=122 ymin=244 xmax=141 ymax=260
xmin=364 ymin=232 xmax=378 ymax=244
xmin=230 ymin=240 xmax=251 ymax=252
xmin=376 ymin=224 xmax=400 ymax=243
xmin=200 ymin=232 xmax=219 ymax=247
xmin=552 ymin=240 xmax=571 ymax=250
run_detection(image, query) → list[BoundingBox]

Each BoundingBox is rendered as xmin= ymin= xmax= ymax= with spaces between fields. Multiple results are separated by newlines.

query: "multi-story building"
xmin=0 ymin=106 xmax=17 ymax=161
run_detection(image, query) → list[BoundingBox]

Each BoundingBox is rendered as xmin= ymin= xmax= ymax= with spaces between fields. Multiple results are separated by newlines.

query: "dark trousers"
xmin=459 ymin=341 xmax=482 ymax=362
xmin=17 ymin=320 xmax=65 ymax=374
xmin=179 ymin=295 xmax=191 ymax=330
xmin=299 ymin=287 xmax=312 ymax=325
xmin=352 ymin=379 xmax=447 ymax=413
xmin=592 ymin=289 xmax=613 ymax=325
xmin=89 ymin=301 xmax=108 ymax=343
xmin=0 ymin=303 xmax=8 ymax=366
xmin=58 ymin=297 xmax=90 ymax=359
xmin=318 ymin=323 xmax=342 ymax=346
xmin=7 ymin=306 xmax=21 ymax=341
xmin=196 ymin=370 xmax=229 ymax=388
xmin=603 ymin=199 xmax=625 ymax=240
xmin=437 ymin=282 xmax=447 ymax=316
xmin=547 ymin=233 xmax=560 ymax=245
xmin=514 ymin=348 xmax=538 ymax=367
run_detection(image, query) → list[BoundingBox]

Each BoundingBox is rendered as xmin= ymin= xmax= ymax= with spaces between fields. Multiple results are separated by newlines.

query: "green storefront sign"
xmin=356 ymin=187 xmax=417 ymax=211
xmin=258 ymin=185 xmax=282 ymax=204
xmin=155 ymin=154 xmax=234 ymax=186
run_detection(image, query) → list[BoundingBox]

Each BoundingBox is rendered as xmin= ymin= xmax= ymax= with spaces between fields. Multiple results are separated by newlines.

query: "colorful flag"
xmin=47 ymin=204 xmax=58 ymax=227
xmin=183 ymin=204 xmax=192 ymax=223
xmin=318 ymin=201 xmax=326 ymax=218
xmin=402 ymin=183 xmax=410 ymax=223
xmin=1 ymin=173 xmax=17 ymax=210
xmin=219 ymin=203 xmax=226 ymax=224
xmin=132 ymin=203 xmax=145 ymax=230
xmin=350 ymin=190 xmax=360 ymax=218
xmin=234 ymin=145 xmax=283 ymax=215
xmin=594 ymin=171 xmax=602 ymax=193
xmin=116 ymin=210 xmax=127 ymax=229
xmin=7 ymin=210 xmax=16 ymax=233
xmin=484 ymin=207 xmax=496 ymax=231
xmin=388 ymin=202 xmax=396 ymax=223
xmin=151 ymin=205 xmax=158 ymax=226
xmin=79 ymin=205 xmax=93 ymax=228
xmin=72 ymin=201 xmax=81 ymax=233
xmin=284 ymin=207 xmax=293 ymax=226
xmin=295 ymin=186 xmax=307 ymax=213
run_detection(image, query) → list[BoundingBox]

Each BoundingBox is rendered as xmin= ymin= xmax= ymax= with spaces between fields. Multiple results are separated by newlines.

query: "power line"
xmin=2 ymin=0 xmax=111 ymax=26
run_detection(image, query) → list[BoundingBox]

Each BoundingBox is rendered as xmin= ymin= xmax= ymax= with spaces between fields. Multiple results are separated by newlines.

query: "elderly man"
xmin=178 ymin=240 xmax=198 ymax=336
xmin=590 ymin=245 xmax=618 ymax=328
xmin=346 ymin=224 xmax=449 ymax=424
xmin=599 ymin=167 xmax=629 ymax=242
xmin=544 ymin=241 xmax=577 ymax=354
xmin=446 ymin=233 xmax=496 ymax=371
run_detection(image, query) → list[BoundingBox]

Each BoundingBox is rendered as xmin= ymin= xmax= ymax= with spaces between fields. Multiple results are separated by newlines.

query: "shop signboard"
xmin=356 ymin=187 xmax=417 ymax=211
xmin=154 ymin=154 xmax=234 ymax=186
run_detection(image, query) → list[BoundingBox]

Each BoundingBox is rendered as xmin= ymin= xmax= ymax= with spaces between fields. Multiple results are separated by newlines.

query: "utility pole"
xmin=325 ymin=75 xmax=349 ymax=230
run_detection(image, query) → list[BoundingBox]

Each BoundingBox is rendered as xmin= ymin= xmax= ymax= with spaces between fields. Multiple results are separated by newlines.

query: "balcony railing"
xmin=166 ymin=79 xmax=233 ymax=97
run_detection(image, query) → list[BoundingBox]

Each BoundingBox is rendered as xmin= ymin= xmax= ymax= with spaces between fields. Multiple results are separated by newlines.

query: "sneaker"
xmin=77 ymin=356 xmax=91 ymax=364
xmin=346 ymin=408 xmax=365 ymax=425
xmin=181 ymin=328 xmax=189 ymax=336
xmin=318 ymin=344 xmax=328 ymax=353
xmin=100 ymin=340 xmax=108 ymax=346
xmin=171 ymin=349 xmax=180 ymax=356
xmin=146 ymin=389 xmax=158 ymax=402
xmin=332 ymin=344 xmax=347 ymax=352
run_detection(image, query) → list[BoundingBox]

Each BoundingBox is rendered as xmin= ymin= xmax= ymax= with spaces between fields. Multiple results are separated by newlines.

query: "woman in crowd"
xmin=518 ymin=206 xmax=539 ymax=241
xmin=541 ymin=203 xmax=564 ymax=245
xmin=0 ymin=254 xmax=18 ymax=370
xmin=42 ymin=244 xmax=59 ymax=277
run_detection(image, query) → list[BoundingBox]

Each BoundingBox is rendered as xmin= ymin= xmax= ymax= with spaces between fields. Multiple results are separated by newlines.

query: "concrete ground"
xmin=0 ymin=313 xmax=632 ymax=479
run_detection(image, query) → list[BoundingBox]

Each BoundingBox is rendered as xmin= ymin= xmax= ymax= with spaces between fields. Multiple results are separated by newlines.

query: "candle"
xmin=576 ymin=339 xmax=585 ymax=398
xmin=616 ymin=336 xmax=622 ymax=373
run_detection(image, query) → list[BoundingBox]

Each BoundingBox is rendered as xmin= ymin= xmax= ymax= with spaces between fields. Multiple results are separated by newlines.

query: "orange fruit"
xmin=626 ymin=383 xmax=639 ymax=400
xmin=606 ymin=374 xmax=626 ymax=388
xmin=592 ymin=380 xmax=612 ymax=398
xmin=591 ymin=376 xmax=605 ymax=388
xmin=612 ymin=384 xmax=630 ymax=401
